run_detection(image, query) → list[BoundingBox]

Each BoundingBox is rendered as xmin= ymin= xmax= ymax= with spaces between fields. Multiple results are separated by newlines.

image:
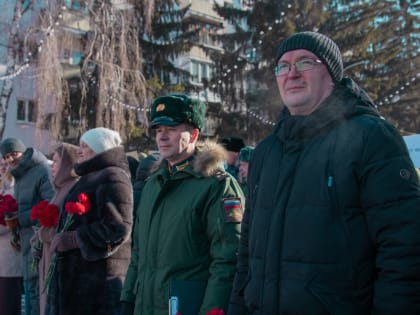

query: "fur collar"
xmin=192 ymin=140 xmax=227 ymax=177
xmin=154 ymin=140 xmax=227 ymax=177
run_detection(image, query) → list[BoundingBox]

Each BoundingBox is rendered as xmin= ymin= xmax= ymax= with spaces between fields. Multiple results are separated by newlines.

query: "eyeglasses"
xmin=274 ymin=58 xmax=322 ymax=76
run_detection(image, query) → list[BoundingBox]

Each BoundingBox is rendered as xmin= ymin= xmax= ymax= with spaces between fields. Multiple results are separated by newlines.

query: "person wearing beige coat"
xmin=0 ymin=157 xmax=22 ymax=315
xmin=32 ymin=143 xmax=79 ymax=315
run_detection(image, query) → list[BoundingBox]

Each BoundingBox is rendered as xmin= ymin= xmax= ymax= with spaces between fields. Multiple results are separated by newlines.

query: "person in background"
xmin=49 ymin=127 xmax=133 ymax=315
xmin=33 ymin=143 xmax=79 ymax=315
xmin=121 ymin=94 xmax=244 ymax=315
xmin=0 ymin=157 xmax=15 ymax=195
xmin=132 ymin=152 xmax=160 ymax=212
xmin=237 ymin=146 xmax=254 ymax=198
xmin=0 ymin=138 xmax=54 ymax=315
xmin=228 ymin=32 xmax=420 ymax=315
xmin=0 ymin=157 xmax=22 ymax=315
xmin=126 ymin=155 xmax=139 ymax=185
xmin=130 ymin=152 xmax=160 ymax=237
xmin=220 ymin=137 xmax=245 ymax=180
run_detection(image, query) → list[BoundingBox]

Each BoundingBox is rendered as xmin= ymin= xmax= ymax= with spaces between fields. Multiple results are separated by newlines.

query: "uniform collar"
xmin=169 ymin=156 xmax=194 ymax=175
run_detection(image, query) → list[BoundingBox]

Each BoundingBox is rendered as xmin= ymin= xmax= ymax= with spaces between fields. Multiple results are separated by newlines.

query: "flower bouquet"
xmin=44 ymin=193 xmax=90 ymax=293
xmin=30 ymin=200 xmax=60 ymax=271
xmin=0 ymin=194 xmax=20 ymax=251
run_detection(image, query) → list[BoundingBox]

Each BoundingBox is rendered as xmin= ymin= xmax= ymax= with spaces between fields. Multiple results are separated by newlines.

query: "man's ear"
xmin=190 ymin=128 xmax=199 ymax=143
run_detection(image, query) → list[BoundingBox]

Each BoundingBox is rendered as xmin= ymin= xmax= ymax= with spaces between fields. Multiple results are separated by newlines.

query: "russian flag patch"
xmin=223 ymin=198 xmax=243 ymax=223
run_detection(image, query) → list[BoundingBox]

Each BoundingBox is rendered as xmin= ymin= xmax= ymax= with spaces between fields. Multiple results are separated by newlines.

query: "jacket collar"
xmin=74 ymin=146 xmax=129 ymax=176
xmin=274 ymin=77 xmax=379 ymax=144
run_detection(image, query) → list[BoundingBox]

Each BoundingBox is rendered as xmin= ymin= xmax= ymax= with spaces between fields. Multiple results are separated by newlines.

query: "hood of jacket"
xmin=53 ymin=143 xmax=79 ymax=189
xmin=274 ymin=77 xmax=379 ymax=147
xmin=11 ymin=148 xmax=50 ymax=180
xmin=74 ymin=146 xmax=130 ymax=176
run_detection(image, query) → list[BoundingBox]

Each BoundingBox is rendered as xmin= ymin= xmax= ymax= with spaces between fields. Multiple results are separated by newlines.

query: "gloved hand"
xmin=38 ymin=226 xmax=56 ymax=244
xmin=120 ymin=301 xmax=134 ymax=315
xmin=50 ymin=231 xmax=80 ymax=255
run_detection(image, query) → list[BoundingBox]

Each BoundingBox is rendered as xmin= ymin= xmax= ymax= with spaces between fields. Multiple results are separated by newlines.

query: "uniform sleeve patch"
xmin=222 ymin=198 xmax=243 ymax=223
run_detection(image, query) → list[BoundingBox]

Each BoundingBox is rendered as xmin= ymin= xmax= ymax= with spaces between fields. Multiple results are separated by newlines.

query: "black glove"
xmin=120 ymin=301 xmax=134 ymax=315
xmin=50 ymin=231 xmax=80 ymax=255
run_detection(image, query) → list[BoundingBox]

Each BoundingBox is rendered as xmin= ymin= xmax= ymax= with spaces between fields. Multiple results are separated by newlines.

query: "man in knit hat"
xmin=121 ymin=94 xmax=244 ymax=315
xmin=0 ymin=138 xmax=54 ymax=315
xmin=228 ymin=32 xmax=420 ymax=315
xmin=219 ymin=136 xmax=245 ymax=180
xmin=237 ymin=146 xmax=254 ymax=197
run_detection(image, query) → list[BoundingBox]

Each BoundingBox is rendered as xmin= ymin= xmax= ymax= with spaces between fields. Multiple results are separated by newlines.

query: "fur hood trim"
xmin=192 ymin=140 xmax=227 ymax=177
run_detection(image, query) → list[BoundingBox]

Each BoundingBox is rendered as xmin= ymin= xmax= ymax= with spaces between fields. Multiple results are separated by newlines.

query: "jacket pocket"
xmin=307 ymin=280 xmax=372 ymax=315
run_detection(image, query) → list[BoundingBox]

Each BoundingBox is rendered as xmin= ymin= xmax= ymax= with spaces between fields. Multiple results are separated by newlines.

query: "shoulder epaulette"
xmin=213 ymin=169 xmax=227 ymax=182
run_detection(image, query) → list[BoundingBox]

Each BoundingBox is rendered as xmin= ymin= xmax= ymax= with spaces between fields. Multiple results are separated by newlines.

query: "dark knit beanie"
xmin=220 ymin=137 xmax=245 ymax=153
xmin=275 ymin=31 xmax=343 ymax=82
xmin=0 ymin=138 xmax=26 ymax=156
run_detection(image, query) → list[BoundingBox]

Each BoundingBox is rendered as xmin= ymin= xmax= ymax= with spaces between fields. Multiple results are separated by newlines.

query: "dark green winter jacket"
xmin=11 ymin=148 xmax=54 ymax=279
xmin=228 ymin=78 xmax=420 ymax=315
xmin=121 ymin=141 xmax=244 ymax=315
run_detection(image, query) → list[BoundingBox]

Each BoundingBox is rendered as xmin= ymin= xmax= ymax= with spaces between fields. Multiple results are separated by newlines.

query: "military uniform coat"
xmin=121 ymin=141 xmax=244 ymax=315
xmin=228 ymin=79 xmax=420 ymax=315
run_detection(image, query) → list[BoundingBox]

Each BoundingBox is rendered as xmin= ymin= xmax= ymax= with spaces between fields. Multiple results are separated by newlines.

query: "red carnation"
xmin=77 ymin=193 xmax=89 ymax=206
xmin=64 ymin=193 xmax=91 ymax=216
xmin=206 ymin=309 xmax=225 ymax=315
xmin=39 ymin=204 xmax=60 ymax=227
xmin=31 ymin=200 xmax=49 ymax=221
xmin=0 ymin=194 xmax=18 ymax=226
xmin=31 ymin=201 xmax=59 ymax=228
xmin=45 ymin=192 xmax=91 ymax=293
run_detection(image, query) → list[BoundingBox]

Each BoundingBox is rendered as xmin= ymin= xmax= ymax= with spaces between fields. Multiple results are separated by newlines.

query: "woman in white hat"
xmin=48 ymin=127 xmax=133 ymax=315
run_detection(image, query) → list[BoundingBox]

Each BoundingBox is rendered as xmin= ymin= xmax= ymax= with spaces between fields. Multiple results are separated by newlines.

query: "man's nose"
xmin=287 ymin=64 xmax=301 ymax=77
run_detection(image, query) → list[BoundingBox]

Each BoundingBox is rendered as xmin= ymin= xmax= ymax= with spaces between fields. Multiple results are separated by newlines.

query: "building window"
xmin=191 ymin=61 xmax=199 ymax=83
xmin=191 ymin=61 xmax=212 ymax=84
xmin=17 ymin=99 xmax=37 ymax=123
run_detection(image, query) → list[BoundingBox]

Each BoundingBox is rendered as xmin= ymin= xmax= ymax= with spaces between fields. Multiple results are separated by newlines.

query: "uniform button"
xmin=400 ymin=169 xmax=411 ymax=180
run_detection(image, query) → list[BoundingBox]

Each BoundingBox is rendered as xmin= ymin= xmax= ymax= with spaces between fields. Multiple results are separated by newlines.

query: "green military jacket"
xmin=121 ymin=141 xmax=244 ymax=315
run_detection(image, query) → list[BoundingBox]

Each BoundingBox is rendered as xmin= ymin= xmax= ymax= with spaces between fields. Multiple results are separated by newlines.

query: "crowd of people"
xmin=0 ymin=31 xmax=419 ymax=315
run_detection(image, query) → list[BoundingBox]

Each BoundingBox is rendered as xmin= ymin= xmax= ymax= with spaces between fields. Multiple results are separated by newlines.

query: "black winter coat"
xmin=228 ymin=79 xmax=420 ymax=315
xmin=54 ymin=147 xmax=133 ymax=315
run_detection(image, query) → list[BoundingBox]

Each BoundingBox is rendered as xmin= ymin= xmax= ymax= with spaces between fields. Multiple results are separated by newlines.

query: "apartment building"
xmin=0 ymin=0 xmax=238 ymax=151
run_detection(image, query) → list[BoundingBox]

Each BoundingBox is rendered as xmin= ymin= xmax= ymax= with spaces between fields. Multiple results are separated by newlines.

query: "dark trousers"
xmin=0 ymin=276 xmax=23 ymax=315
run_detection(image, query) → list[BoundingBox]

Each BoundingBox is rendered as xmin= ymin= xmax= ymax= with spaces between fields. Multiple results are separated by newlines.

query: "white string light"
xmin=377 ymin=73 xmax=419 ymax=106
xmin=106 ymin=93 xmax=149 ymax=112
xmin=0 ymin=5 xmax=66 ymax=81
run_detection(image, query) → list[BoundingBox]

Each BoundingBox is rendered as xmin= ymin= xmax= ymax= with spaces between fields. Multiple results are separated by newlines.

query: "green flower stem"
xmin=43 ymin=214 xmax=74 ymax=294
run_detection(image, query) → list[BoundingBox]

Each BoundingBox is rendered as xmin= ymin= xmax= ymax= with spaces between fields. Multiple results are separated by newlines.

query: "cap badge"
xmin=156 ymin=104 xmax=165 ymax=112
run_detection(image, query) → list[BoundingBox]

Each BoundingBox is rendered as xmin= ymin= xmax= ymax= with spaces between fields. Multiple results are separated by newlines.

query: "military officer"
xmin=121 ymin=94 xmax=244 ymax=315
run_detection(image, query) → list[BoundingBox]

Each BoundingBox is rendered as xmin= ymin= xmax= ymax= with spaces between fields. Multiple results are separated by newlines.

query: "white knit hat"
xmin=80 ymin=127 xmax=122 ymax=154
